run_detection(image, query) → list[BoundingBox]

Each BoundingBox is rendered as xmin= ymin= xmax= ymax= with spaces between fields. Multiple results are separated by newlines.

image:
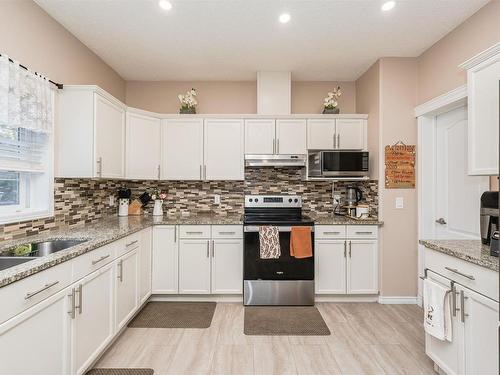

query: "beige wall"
xmin=417 ymin=1 xmax=500 ymax=105
xmin=126 ymin=80 xmax=356 ymax=114
xmin=0 ymin=0 xmax=125 ymax=101
xmin=355 ymin=62 xmax=380 ymax=179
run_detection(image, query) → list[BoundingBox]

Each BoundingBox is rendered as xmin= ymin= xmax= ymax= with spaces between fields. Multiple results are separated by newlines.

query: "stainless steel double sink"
xmin=0 ymin=239 xmax=87 ymax=272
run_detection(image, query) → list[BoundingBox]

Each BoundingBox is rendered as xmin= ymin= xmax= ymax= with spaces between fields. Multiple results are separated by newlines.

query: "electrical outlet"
xmin=109 ymin=195 xmax=115 ymax=207
xmin=333 ymin=194 xmax=341 ymax=205
xmin=214 ymin=194 xmax=221 ymax=205
xmin=395 ymin=197 xmax=404 ymax=209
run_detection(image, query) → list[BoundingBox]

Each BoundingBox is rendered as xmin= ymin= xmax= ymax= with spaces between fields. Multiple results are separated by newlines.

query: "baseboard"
xmin=315 ymin=295 xmax=379 ymax=303
xmin=378 ymin=296 xmax=419 ymax=304
xmin=150 ymin=294 xmax=244 ymax=303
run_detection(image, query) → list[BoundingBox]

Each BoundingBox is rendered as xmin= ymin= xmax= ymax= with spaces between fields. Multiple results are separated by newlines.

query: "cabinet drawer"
xmin=179 ymin=225 xmax=211 ymax=238
xmin=424 ymin=247 xmax=498 ymax=301
xmin=0 ymin=260 xmax=72 ymax=324
xmin=315 ymin=225 xmax=346 ymax=239
xmin=72 ymin=242 xmax=117 ymax=282
xmin=347 ymin=225 xmax=378 ymax=239
xmin=117 ymin=232 xmax=141 ymax=257
xmin=211 ymin=225 xmax=243 ymax=239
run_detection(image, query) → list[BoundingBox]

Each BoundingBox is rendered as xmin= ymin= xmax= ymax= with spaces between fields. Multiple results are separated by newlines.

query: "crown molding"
xmin=414 ymin=84 xmax=467 ymax=117
xmin=458 ymin=43 xmax=500 ymax=70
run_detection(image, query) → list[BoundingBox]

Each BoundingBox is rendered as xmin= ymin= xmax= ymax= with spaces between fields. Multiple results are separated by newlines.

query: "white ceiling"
xmin=36 ymin=0 xmax=489 ymax=81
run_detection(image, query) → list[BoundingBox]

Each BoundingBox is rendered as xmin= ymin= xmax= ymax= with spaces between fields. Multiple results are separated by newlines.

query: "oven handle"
xmin=244 ymin=226 xmax=314 ymax=233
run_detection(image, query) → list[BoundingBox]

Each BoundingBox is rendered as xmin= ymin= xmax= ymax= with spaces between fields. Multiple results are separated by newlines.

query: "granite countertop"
xmin=309 ymin=214 xmax=383 ymax=226
xmin=419 ymin=239 xmax=498 ymax=272
xmin=0 ymin=213 xmax=243 ymax=288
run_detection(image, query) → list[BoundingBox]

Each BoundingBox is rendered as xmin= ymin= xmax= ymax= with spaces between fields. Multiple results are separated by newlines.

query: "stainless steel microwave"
xmin=308 ymin=150 xmax=369 ymax=177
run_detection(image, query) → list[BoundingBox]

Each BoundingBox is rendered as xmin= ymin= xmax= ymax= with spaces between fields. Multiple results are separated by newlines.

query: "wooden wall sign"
xmin=385 ymin=142 xmax=416 ymax=189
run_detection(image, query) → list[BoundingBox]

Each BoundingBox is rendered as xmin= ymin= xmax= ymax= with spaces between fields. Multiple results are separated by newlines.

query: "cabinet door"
xmin=72 ymin=263 xmax=115 ymax=375
xmin=307 ymin=119 xmax=336 ymax=149
xmin=315 ymin=240 xmax=346 ymax=294
xmin=139 ymin=228 xmax=153 ymax=304
xmin=94 ymin=94 xmax=125 ymax=178
xmin=179 ymin=239 xmax=211 ymax=294
xmin=0 ymin=287 xmax=71 ymax=375
xmin=163 ymin=118 xmax=204 ymax=180
xmin=211 ymin=239 xmax=243 ymax=294
xmin=126 ymin=112 xmax=161 ymax=180
xmin=245 ymin=119 xmax=275 ymax=154
xmin=116 ymin=249 xmax=139 ymax=330
xmin=152 ymin=225 xmax=178 ymax=294
xmin=347 ymin=240 xmax=378 ymax=294
xmin=204 ymin=119 xmax=244 ymax=180
xmin=335 ymin=119 xmax=366 ymax=150
xmin=276 ymin=119 xmax=307 ymax=154
xmin=461 ymin=286 xmax=499 ymax=375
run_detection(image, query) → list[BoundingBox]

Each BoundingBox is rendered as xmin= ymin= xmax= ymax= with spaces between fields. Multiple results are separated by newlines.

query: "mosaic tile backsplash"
xmin=0 ymin=168 xmax=378 ymax=241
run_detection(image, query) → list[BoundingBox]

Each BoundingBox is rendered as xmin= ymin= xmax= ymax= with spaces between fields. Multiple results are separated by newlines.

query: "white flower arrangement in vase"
xmin=151 ymin=188 xmax=167 ymax=216
xmin=178 ymin=88 xmax=198 ymax=114
xmin=323 ymin=86 xmax=342 ymax=114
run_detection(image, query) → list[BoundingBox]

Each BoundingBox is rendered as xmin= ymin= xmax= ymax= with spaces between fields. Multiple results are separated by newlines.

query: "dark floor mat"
xmin=86 ymin=369 xmax=153 ymax=375
xmin=244 ymin=306 xmax=331 ymax=335
xmin=128 ymin=302 xmax=216 ymax=328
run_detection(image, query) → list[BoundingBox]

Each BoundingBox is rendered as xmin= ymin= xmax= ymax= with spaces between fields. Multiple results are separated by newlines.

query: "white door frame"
xmin=414 ymin=85 xmax=468 ymax=305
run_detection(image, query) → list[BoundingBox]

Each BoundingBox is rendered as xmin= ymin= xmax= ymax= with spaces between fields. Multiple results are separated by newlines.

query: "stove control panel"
xmin=245 ymin=195 xmax=302 ymax=208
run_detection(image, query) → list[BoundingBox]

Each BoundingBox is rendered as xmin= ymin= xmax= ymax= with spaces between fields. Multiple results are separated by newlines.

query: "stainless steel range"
xmin=243 ymin=195 xmax=315 ymax=306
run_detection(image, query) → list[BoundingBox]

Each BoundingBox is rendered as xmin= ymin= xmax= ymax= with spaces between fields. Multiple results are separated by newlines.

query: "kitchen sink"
xmin=1 ymin=239 xmax=88 ymax=259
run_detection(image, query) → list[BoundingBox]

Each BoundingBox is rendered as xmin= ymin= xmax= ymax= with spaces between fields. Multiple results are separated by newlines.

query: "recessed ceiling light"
xmin=381 ymin=1 xmax=395 ymax=11
xmin=158 ymin=0 xmax=172 ymax=11
xmin=279 ymin=13 xmax=291 ymax=24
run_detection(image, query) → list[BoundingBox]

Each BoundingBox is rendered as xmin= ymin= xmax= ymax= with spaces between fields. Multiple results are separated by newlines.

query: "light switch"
xmin=395 ymin=197 xmax=404 ymax=209
xmin=214 ymin=194 xmax=221 ymax=205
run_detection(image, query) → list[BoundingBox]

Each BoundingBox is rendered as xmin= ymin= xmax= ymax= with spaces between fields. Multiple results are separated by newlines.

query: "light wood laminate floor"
xmin=95 ymin=302 xmax=435 ymax=375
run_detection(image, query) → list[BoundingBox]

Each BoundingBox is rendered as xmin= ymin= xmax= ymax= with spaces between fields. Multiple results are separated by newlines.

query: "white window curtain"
xmin=0 ymin=54 xmax=53 ymax=173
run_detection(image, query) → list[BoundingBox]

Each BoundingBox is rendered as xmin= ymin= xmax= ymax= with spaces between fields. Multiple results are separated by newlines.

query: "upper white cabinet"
xmin=204 ymin=119 xmax=244 ymax=180
xmin=307 ymin=118 xmax=366 ymax=150
xmin=244 ymin=119 xmax=275 ymax=154
xmin=276 ymin=119 xmax=307 ymax=154
xmin=126 ymin=111 xmax=161 ymax=180
xmin=57 ymin=86 xmax=126 ymax=178
xmin=459 ymin=44 xmax=500 ymax=175
xmin=162 ymin=118 xmax=204 ymax=180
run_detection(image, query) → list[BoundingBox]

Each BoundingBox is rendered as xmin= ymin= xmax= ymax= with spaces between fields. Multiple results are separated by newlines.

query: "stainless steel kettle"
xmin=346 ymin=186 xmax=363 ymax=206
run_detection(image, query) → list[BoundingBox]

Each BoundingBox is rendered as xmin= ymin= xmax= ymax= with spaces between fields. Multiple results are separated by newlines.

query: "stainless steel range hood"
xmin=245 ymin=154 xmax=306 ymax=167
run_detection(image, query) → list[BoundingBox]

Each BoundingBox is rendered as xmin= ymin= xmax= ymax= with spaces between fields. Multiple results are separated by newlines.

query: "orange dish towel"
xmin=290 ymin=226 xmax=313 ymax=259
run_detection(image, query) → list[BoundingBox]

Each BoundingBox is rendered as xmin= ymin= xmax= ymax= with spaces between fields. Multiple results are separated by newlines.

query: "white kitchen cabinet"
xmin=0 ymin=287 xmax=72 ymax=375
xmin=211 ymin=238 xmax=243 ymax=294
xmin=125 ymin=111 xmax=162 ymax=180
xmin=315 ymin=240 xmax=346 ymax=294
xmin=204 ymin=119 xmax=244 ymax=180
xmin=460 ymin=44 xmax=500 ymax=175
xmin=276 ymin=119 xmax=307 ymax=154
xmin=307 ymin=119 xmax=336 ymax=149
xmin=152 ymin=225 xmax=179 ymax=294
xmin=179 ymin=239 xmax=211 ymax=294
xmin=57 ymin=87 xmax=126 ymax=178
xmin=347 ymin=240 xmax=378 ymax=294
xmin=244 ymin=119 xmax=275 ymax=154
xmin=163 ymin=118 xmax=204 ymax=180
xmin=307 ymin=118 xmax=366 ymax=150
xmin=139 ymin=228 xmax=152 ymax=304
xmin=115 ymin=248 xmax=139 ymax=330
xmin=72 ymin=262 xmax=115 ymax=375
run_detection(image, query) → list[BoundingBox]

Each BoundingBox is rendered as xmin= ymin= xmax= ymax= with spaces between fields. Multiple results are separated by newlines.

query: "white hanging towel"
xmin=423 ymin=278 xmax=452 ymax=342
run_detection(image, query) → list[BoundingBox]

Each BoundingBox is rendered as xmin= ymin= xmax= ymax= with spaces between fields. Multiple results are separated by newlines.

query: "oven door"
xmin=243 ymin=225 xmax=314 ymax=281
xmin=321 ymin=151 xmax=369 ymax=177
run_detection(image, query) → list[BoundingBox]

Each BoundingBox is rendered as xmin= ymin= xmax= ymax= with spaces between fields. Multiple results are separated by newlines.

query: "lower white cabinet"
xmin=347 ymin=240 xmax=378 ymax=294
xmin=0 ymin=287 xmax=72 ymax=375
xmin=315 ymin=240 xmax=346 ymax=294
xmin=139 ymin=228 xmax=153 ymax=303
xmin=71 ymin=262 xmax=115 ymax=375
xmin=211 ymin=238 xmax=243 ymax=294
xmin=152 ymin=225 xmax=178 ymax=294
xmin=115 ymin=248 xmax=139 ymax=331
xmin=179 ymin=239 xmax=211 ymax=294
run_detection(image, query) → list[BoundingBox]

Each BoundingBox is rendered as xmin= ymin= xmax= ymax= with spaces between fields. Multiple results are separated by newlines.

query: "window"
xmin=0 ymin=54 xmax=54 ymax=224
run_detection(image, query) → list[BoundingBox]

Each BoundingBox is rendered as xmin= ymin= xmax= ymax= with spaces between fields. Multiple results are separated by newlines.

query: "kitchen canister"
xmin=356 ymin=204 xmax=370 ymax=219
xmin=118 ymin=198 xmax=129 ymax=217
xmin=153 ymin=199 xmax=163 ymax=216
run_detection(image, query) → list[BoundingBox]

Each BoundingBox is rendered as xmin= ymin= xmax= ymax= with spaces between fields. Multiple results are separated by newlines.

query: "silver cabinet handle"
xmin=126 ymin=240 xmax=139 ymax=247
xmin=273 ymin=139 xmax=276 ymax=154
xmin=157 ymin=165 xmax=161 ymax=180
xmin=174 ymin=227 xmax=177 ymax=243
xmin=75 ymin=284 xmax=83 ymax=315
xmin=97 ymin=157 xmax=103 ymax=178
xmin=206 ymin=241 xmax=210 ymax=258
xmin=277 ymin=139 xmax=280 ymax=154
xmin=212 ymin=240 xmax=215 ymax=257
xmin=92 ymin=254 xmax=110 ymax=265
xmin=349 ymin=241 xmax=352 ymax=258
xmin=25 ymin=280 xmax=59 ymax=300
xmin=333 ymin=133 xmax=336 ymax=149
xmin=355 ymin=231 xmax=373 ymax=235
xmin=451 ymin=283 xmax=458 ymax=317
xmin=118 ymin=259 xmax=123 ymax=282
xmin=218 ymin=231 xmax=236 ymax=235
xmin=343 ymin=241 xmax=347 ymax=257
xmin=324 ymin=231 xmax=340 ymax=235
xmin=435 ymin=218 xmax=447 ymax=225
xmin=68 ymin=288 xmax=76 ymax=319
xmin=445 ymin=267 xmax=475 ymax=280
xmin=199 ymin=165 xmax=202 ymax=179
xmin=203 ymin=165 xmax=207 ymax=180
xmin=337 ymin=134 xmax=340 ymax=149
xmin=460 ymin=290 xmax=469 ymax=322
xmin=186 ymin=231 xmax=203 ymax=235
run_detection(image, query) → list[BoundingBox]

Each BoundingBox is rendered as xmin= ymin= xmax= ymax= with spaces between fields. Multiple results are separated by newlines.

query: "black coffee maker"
xmin=480 ymin=191 xmax=499 ymax=256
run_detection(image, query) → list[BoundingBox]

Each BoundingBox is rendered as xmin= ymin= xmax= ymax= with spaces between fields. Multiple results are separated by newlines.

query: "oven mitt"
xmin=259 ymin=226 xmax=281 ymax=259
